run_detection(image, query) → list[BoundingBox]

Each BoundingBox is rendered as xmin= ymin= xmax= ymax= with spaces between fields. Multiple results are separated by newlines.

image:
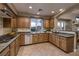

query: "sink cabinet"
xmin=32 ymin=33 xmax=48 ymax=44
xmin=32 ymin=34 xmax=38 ymax=44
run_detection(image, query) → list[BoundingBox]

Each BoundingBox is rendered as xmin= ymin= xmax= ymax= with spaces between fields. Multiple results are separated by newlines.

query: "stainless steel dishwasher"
xmin=25 ymin=33 xmax=32 ymax=45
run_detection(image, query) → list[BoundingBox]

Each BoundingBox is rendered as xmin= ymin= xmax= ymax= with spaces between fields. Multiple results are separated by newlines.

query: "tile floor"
xmin=17 ymin=43 xmax=79 ymax=56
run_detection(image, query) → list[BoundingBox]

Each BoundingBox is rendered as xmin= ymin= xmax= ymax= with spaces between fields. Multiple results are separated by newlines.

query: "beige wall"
xmin=53 ymin=7 xmax=79 ymax=31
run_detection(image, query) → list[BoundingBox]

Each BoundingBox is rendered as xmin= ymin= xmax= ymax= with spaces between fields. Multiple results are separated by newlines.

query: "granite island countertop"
xmin=57 ymin=33 xmax=74 ymax=37
xmin=0 ymin=34 xmax=20 ymax=53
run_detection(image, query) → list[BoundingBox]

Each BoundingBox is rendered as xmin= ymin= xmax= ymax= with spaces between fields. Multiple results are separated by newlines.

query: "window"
xmin=57 ymin=21 xmax=65 ymax=30
xmin=31 ymin=18 xmax=43 ymax=32
xmin=76 ymin=17 xmax=79 ymax=23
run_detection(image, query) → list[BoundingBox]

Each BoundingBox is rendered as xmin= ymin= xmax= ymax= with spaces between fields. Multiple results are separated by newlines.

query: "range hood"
xmin=0 ymin=8 xmax=12 ymax=18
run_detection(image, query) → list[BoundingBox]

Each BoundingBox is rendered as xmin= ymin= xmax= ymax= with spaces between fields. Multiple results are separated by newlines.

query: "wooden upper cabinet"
xmin=49 ymin=19 xmax=54 ymax=29
xmin=11 ymin=18 xmax=16 ymax=28
xmin=17 ymin=17 xmax=30 ymax=28
xmin=3 ymin=18 xmax=11 ymax=28
xmin=43 ymin=19 xmax=50 ymax=29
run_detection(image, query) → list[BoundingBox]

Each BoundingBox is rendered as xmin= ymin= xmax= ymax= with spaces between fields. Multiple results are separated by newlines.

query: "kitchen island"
xmin=49 ymin=32 xmax=74 ymax=53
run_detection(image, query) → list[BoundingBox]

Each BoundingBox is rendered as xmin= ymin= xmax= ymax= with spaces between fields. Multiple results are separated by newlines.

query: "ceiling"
xmin=12 ymin=3 xmax=75 ymax=16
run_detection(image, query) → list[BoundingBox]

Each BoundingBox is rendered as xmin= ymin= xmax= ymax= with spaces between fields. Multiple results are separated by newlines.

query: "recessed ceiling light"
xmin=59 ymin=9 xmax=64 ymax=11
xmin=37 ymin=12 xmax=40 ymax=15
xmin=51 ymin=11 xmax=55 ymax=13
xmin=29 ymin=6 xmax=32 ymax=9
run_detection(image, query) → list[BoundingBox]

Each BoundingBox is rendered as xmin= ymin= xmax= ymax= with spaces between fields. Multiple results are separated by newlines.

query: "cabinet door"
xmin=11 ymin=18 xmax=16 ymax=28
xmin=38 ymin=34 xmax=44 ymax=42
xmin=32 ymin=34 xmax=38 ymax=43
xmin=55 ymin=35 xmax=59 ymax=47
xmin=52 ymin=33 xmax=56 ymax=45
xmin=3 ymin=18 xmax=11 ymax=28
xmin=16 ymin=37 xmax=20 ymax=55
xmin=49 ymin=19 xmax=54 ymax=29
xmin=19 ymin=33 xmax=25 ymax=45
xmin=44 ymin=20 xmax=50 ymax=29
xmin=59 ymin=37 xmax=67 ymax=51
xmin=49 ymin=33 xmax=52 ymax=42
xmin=43 ymin=33 xmax=48 ymax=42
xmin=9 ymin=40 xmax=16 ymax=56
xmin=17 ymin=17 xmax=30 ymax=28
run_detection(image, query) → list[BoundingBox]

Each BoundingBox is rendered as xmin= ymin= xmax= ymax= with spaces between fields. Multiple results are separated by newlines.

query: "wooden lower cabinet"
xmin=0 ymin=35 xmax=21 ymax=56
xmin=32 ymin=33 xmax=48 ymax=44
xmin=59 ymin=37 xmax=67 ymax=51
xmin=32 ymin=34 xmax=38 ymax=43
xmin=9 ymin=40 xmax=16 ymax=56
xmin=55 ymin=35 xmax=59 ymax=47
xmin=43 ymin=33 xmax=48 ymax=42
xmin=49 ymin=33 xmax=74 ymax=53
xmin=38 ymin=34 xmax=44 ymax=42
xmin=52 ymin=33 xmax=56 ymax=45
xmin=49 ymin=33 xmax=52 ymax=42
xmin=19 ymin=33 xmax=25 ymax=45
xmin=15 ymin=37 xmax=20 ymax=55
xmin=59 ymin=37 xmax=74 ymax=53
xmin=0 ymin=46 xmax=10 ymax=56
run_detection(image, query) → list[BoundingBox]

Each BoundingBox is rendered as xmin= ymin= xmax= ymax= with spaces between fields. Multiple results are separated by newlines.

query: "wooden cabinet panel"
xmin=0 ymin=46 xmax=9 ymax=56
xmin=43 ymin=33 xmax=48 ymax=42
xmin=59 ymin=37 xmax=67 ymax=51
xmin=19 ymin=33 xmax=25 ymax=45
xmin=52 ymin=33 xmax=56 ymax=45
xmin=55 ymin=35 xmax=59 ymax=47
xmin=49 ymin=33 xmax=74 ymax=53
xmin=9 ymin=40 xmax=16 ymax=56
xmin=38 ymin=33 xmax=48 ymax=43
xmin=49 ymin=33 xmax=52 ymax=43
xmin=38 ymin=34 xmax=44 ymax=42
xmin=49 ymin=19 xmax=54 ymax=29
xmin=32 ymin=34 xmax=38 ymax=43
xmin=44 ymin=20 xmax=50 ymax=29
xmin=3 ymin=18 xmax=11 ymax=28
xmin=15 ymin=37 xmax=20 ymax=55
xmin=11 ymin=18 xmax=16 ymax=28
xmin=59 ymin=37 xmax=74 ymax=52
xmin=17 ymin=17 xmax=30 ymax=28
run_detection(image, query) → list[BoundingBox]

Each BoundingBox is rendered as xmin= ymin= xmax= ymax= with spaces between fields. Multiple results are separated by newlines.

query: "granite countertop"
xmin=57 ymin=33 xmax=74 ymax=37
xmin=0 ymin=34 xmax=20 ymax=53
xmin=18 ymin=31 xmax=74 ymax=37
